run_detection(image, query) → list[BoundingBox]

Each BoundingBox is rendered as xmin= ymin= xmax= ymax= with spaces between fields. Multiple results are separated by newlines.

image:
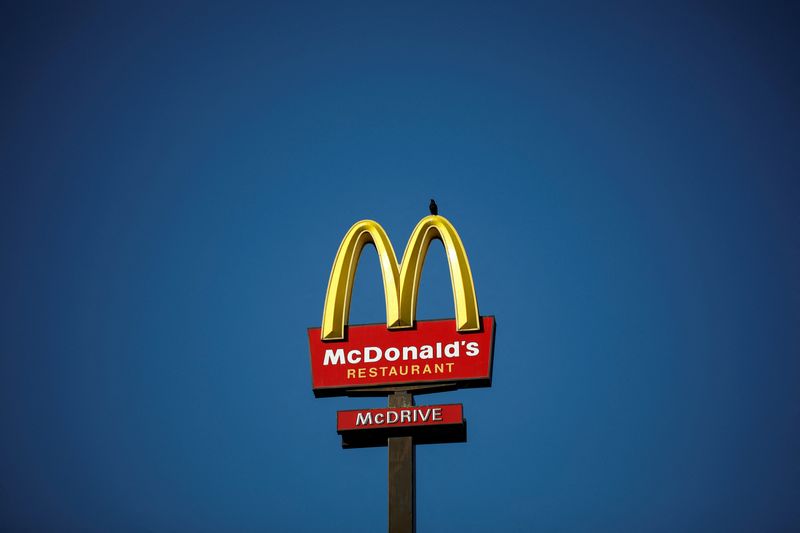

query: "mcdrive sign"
xmin=308 ymin=214 xmax=495 ymax=397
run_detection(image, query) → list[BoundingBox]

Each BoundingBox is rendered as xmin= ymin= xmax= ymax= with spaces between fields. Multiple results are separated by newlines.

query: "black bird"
xmin=429 ymin=198 xmax=438 ymax=216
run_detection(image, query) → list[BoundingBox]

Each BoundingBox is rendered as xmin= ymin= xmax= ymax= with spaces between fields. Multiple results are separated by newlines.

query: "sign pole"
xmin=388 ymin=391 xmax=415 ymax=533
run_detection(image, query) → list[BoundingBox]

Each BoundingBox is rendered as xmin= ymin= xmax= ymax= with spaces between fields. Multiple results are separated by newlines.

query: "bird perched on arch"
xmin=429 ymin=198 xmax=438 ymax=216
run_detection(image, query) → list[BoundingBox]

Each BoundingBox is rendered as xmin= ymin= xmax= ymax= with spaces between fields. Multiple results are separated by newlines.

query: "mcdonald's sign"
xmin=308 ymin=214 xmax=495 ymax=397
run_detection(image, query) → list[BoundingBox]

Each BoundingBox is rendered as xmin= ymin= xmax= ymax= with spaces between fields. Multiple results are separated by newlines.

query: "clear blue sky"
xmin=1 ymin=2 xmax=798 ymax=531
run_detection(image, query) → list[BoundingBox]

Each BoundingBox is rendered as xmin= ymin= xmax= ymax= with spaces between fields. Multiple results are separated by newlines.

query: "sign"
xmin=337 ymin=404 xmax=466 ymax=448
xmin=309 ymin=317 xmax=495 ymax=396
xmin=308 ymin=211 xmax=497 ymax=531
xmin=309 ymin=214 xmax=495 ymax=396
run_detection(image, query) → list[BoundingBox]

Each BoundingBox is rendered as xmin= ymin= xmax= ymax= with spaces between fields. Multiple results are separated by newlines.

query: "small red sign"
xmin=308 ymin=316 xmax=495 ymax=396
xmin=337 ymin=404 xmax=463 ymax=432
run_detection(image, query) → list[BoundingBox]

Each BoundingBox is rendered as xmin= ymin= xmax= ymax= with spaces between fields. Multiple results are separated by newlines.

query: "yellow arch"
xmin=321 ymin=215 xmax=480 ymax=340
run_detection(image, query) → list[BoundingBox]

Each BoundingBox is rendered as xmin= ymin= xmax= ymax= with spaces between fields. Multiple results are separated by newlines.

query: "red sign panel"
xmin=337 ymin=404 xmax=463 ymax=432
xmin=308 ymin=316 xmax=495 ymax=396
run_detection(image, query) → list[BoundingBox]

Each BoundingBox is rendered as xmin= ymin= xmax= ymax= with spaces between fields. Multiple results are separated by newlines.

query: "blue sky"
xmin=1 ymin=2 xmax=798 ymax=531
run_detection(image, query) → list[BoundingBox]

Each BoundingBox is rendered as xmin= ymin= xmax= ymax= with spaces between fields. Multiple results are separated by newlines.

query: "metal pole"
xmin=388 ymin=391 xmax=415 ymax=533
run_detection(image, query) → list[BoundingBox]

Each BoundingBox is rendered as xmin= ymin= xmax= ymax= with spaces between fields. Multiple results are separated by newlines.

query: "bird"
xmin=429 ymin=198 xmax=438 ymax=216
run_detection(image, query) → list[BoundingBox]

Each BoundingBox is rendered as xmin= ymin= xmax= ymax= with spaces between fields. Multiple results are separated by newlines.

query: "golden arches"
xmin=321 ymin=215 xmax=480 ymax=341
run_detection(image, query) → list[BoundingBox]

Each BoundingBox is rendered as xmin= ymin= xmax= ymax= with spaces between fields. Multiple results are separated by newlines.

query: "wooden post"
xmin=388 ymin=391 xmax=415 ymax=533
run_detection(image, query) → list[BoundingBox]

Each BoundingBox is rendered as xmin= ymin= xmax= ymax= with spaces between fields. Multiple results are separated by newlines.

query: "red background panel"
xmin=337 ymin=404 xmax=463 ymax=431
xmin=308 ymin=316 xmax=495 ymax=395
